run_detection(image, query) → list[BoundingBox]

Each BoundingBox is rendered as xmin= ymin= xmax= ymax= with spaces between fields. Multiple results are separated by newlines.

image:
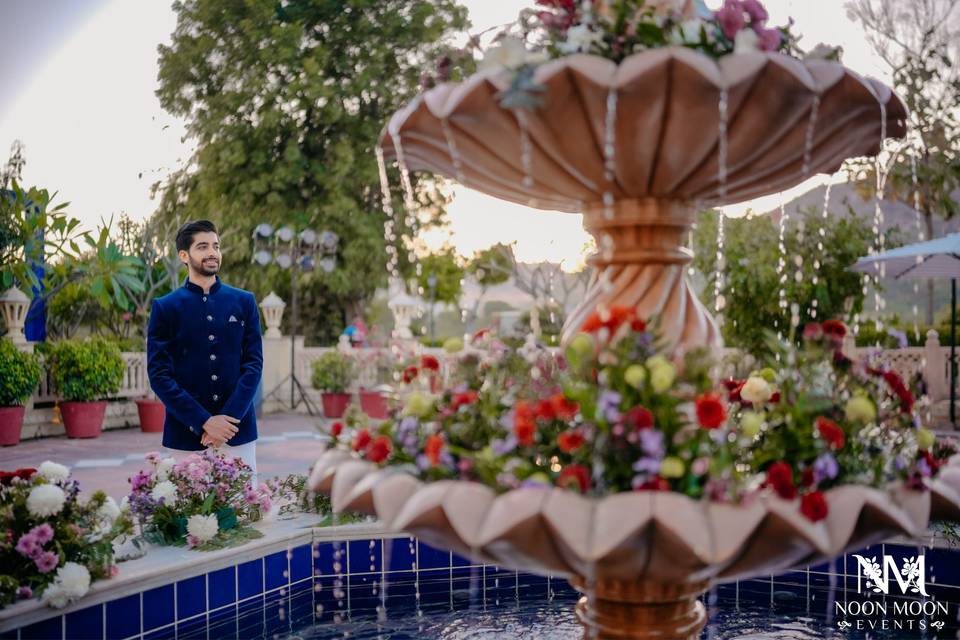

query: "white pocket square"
xmin=228 ymin=315 xmax=238 ymax=323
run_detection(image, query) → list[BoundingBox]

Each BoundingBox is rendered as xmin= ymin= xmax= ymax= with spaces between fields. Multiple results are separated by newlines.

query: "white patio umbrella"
xmin=852 ymin=233 xmax=960 ymax=425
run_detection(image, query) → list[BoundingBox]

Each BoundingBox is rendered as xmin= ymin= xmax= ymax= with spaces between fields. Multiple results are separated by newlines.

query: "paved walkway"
xmin=0 ymin=413 xmax=331 ymax=499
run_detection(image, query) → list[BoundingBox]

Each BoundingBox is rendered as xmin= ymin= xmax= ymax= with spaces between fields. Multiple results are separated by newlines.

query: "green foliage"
xmin=48 ymin=338 xmax=125 ymax=402
xmin=153 ymin=0 xmax=470 ymax=336
xmin=0 ymin=339 xmax=43 ymax=406
xmin=415 ymin=248 xmax=464 ymax=305
xmin=311 ymin=351 xmax=355 ymax=393
xmin=693 ymin=208 xmax=896 ymax=357
xmin=467 ymin=244 xmax=512 ymax=288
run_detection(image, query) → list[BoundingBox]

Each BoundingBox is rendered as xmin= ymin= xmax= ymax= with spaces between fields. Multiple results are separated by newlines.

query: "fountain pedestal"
xmin=572 ymin=578 xmax=708 ymax=640
xmin=562 ymin=199 xmax=722 ymax=353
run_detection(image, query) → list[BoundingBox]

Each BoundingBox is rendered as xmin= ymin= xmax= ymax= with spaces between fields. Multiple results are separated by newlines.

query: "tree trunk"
xmin=925 ymin=210 xmax=935 ymax=325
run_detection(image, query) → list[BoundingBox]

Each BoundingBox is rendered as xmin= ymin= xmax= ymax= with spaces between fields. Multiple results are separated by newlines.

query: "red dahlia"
xmin=514 ymin=402 xmax=536 ymax=446
xmin=425 ymin=435 xmax=443 ymax=466
xmin=695 ymin=393 xmax=728 ymax=429
xmin=330 ymin=422 xmax=343 ymax=437
xmin=550 ymin=394 xmax=579 ymax=420
xmin=765 ymin=461 xmax=797 ymax=499
xmin=421 ymin=355 xmax=440 ymax=372
xmin=624 ymin=405 xmax=655 ymax=430
xmin=815 ymin=416 xmax=845 ymax=450
xmin=402 ymin=366 xmax=419 ymax=384
xmin=450 ymin=391 xmax=478 ymax=410
xmin=800 ymin=491 xmax=829 ymax=522
xmin=557 ymin=430 xmax=585 ymax=453
xmin=556 ymin=464 xmax=591 ymax=493
xmin=366 ymin=436 xmax=392 ymax=463
xmin=352 ymin=428 xmax=372 ymax=452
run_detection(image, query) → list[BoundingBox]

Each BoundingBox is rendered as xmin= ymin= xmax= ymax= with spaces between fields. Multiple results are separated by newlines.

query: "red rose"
xmin=695 ymin=393 xmax=727 ymax=429
xmin=624 ymin=405 xmax=654 ymax=430
xmin=580 ymin=306 xmax=639 ymax=336
xmin=471 ymin=328 xmax=490 ymax=343
xmin=352 ymin=428 xmax=372 ymax=452
xmin=450 ymin=391 xmax=478 ymax=410
xmin=882 ymin=370 xmax=915 ymax=413
xmin=14 ymin=468 xmax=35 ymax=480
xmin=425 ymin=435 xmax=443 ymax=466
xmin=534 ymin=399 xmax=557 ymax=421
xmin=366 ymin=436 xmax=392 ymax=464
xmin=822 ymin=319 xmax=847 ymax=340
xmin=766 ymin=461 xmax=796 ymax=499
xmin=421 ymin=355 xmax=440 ymax=372
xmin=802 ymin=323 xmax=823 ymax=341
xmin=770 ymin=391 xmax=781 ymax=404
xmin=330 ymin=422 xmax=343 ymax=437
xmin=800 ymin=468 xmax=815 ymax=488
xmin=556 ymin=464 xmax=590 ymax=493
xmin=550 ymin=394 xmax=579 ymax=420
xmin=815 ymin=417 xmax=845 ymax=450
xmin=634 ymin=476 xmax=671 ymax=492
xmin=558 ymin=430 xmax=585 ymax=453
xmin=723 ymin=379 xmax=746 ymax=404
xmin=514 ymin=402 xmax=536 ymax=446
xmin=800 ymin=491 xmax=829 ymax=522
xmin=402 ymin=366 xmax=419 ymax=384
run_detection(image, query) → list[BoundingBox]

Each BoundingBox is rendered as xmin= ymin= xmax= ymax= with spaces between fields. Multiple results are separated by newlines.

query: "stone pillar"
xmin=0 ymin=287 xmax=30 ymax=346
xmin=259 ymin=291 xmax=286 ymax=338
xmin=925 ymin=329 xmax=947 ymax=401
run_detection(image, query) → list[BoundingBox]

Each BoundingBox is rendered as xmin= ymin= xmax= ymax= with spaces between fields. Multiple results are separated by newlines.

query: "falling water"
xmin=517 ymin=110 xmax=537 ymax=208
xmin=332 ymin=539 xmax=347 ymax=623
xmin=392 ymin=133 xmax=417 ymax=214
xmin=441 ymin=118 xmax=467 ymax=185
xmin=810 ymin=181 xmax=833 ymax=319
xmin=376 ymin=146 xmax=400 ymax=278
xmin=911 ymin=152 xmax=925 ymax=342
xmin=775 ymin=193 xmax=790 ymax=344
xmin=801 ymin=96 xmax=821 ymax=179
xmin=602 ymin=88 xmax=618 ymax=221
xmin=870 ymin=101 xmax=889 ymax=340
xmin=715 ymin=89 xmax=730 ymax=325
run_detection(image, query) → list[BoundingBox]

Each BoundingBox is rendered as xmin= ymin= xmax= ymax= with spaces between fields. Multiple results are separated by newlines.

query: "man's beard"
xmin=191 ymin=257 xmax=220 ymax=277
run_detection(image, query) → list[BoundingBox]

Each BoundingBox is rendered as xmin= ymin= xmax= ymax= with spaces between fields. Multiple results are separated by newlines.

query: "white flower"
xmin=42 ymin=562 xmax=90 ymax=608
xmin=671 ymin=19 xmax=706 ymax=45
xmin=119 ymin=496 xmax=130 ymax=512
xmin=27 ymin=484 xmax=66 ymax=517
xmin=154 ymin=458 xmax=175 ymax=481
xmin=480 ymin=36 xmax=536 ymax=71
xmin=804 ymin=43 xmax=843 ymax=61
xmin=38 ymin=461 xmax=70 ymax=483
xmin=559 ymin=24 xmax=604 ymax=55
xmin=98 ymin=496 xmax=121 ymax=523
xmin=740 ymin=376 xmax=773 ymax=404
xmin=734 ymin=28 xmax=760 ymax=54
xmin=150 ymin=480 xmax=178 ymax=504
xmin=186 ymin=514 xmax=219 ymax=544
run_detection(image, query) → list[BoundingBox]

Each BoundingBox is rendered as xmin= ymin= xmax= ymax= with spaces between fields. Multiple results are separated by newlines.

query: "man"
xmin=147 ymin=220 xmax=263 ymax=479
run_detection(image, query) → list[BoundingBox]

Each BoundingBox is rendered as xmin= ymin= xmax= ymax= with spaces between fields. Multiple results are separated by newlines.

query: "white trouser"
xmin=163 ymin=440 xmax=258 ymax=486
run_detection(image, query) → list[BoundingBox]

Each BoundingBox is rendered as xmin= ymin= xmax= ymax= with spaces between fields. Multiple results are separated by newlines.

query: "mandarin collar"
xmin=182 ymin=276 xmax=222 ymax=295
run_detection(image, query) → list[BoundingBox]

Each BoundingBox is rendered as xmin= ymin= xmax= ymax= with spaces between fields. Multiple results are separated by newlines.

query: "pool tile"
xmin=177 ymin=574 xmax=206 ymax=620
xmin=65 ymin=604 xmax=103 ymax=640
xmin=208 ymin=605 xmax=239 ymax=640
xmin=265 ymin=551 xmax=289 ymax=590
xmin=349 ymin=538 xmax=382 ymax=574
xmin=176 ymin=614 xmax=207 ymax=640
xmin=106 ymin=593 xmax=140 ymax=639
xmin=143 ymin=624 xmax=176 ymax=640
xmin=290 ymin=544 xmax=313 ymax=582
xmin=22 ymin=615 xmax=63 ymax=640
xmin=209 ymin=566 xmax=237 ymax=609
xmin=264 ymin=591 xmax=290 ymax=636
xmin=288 ymin=583 xmax=315 ymax=629
xmin=386 ymin=537 xmax=417 ymax=572
xmin=417 ymin=541 xmax=450 ymax=570
xmin=313 ymin=541 xmax=346 ymax=577
xmin=143 ymin=584 xmax=175 ymax=631
xmin=237 ymin=558 xmax=264 ymax=599
xmin=237 ymin=594 xmax=265 ymax=640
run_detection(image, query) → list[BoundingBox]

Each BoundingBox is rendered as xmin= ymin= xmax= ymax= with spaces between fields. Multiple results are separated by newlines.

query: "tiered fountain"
xmin=311 ymin=48 xmax=960 ymax=639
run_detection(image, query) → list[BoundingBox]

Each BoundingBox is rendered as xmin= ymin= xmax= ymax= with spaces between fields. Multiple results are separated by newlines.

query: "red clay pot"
xmin=59 ymin=401 xmax=107 ymax=438
xmin=359 ymin=390 xmax=389 ymax=419
xmin=135 ymin=399 xmax=165 ymax=433
xmin=0 ymin=406 xmax=26 ymax=446
xmin=321 ymin=393 xmax=351 ymax=419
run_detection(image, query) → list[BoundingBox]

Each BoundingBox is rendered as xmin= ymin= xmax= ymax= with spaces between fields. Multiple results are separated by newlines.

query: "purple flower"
xmin=917 ymin=457 xmax=932 ymax=477
xmin=741 ymin=0 xmax=768 ymax=23
xmin=492 ymin=436 xmax=518 ymax=456
xmin=34 ymin=551 xmax=59 ymax=574
xmin=130 ymin=470 xmax=152 ymax=492
xmin=894 ymin=456 xmax=907 ymax=471
xmin=715 ymin=0 xmax=745 ymax=40
xmin=31 ymin=523 xmax=54 ymax=545
xmin=632 ymin=457 xmax=662 ymax=475
xmin=15 ymin=533 xmax=39 ymax=558
xmin=755 ymin=26 xmax=782 ymax=51
xmin=598 ymin=390 xmax=622 ymax=424
xmin=519 ymin=478 xmax=552 ymax=490
xmin=16 ymin=586 xmax=32 ymax=600
xmin=812 ymin=453 xmax=839 ymax=484
xmin=638 ymin=429 xmax=665 ymax=459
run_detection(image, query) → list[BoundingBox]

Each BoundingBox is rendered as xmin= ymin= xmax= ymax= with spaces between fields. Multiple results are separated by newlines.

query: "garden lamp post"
xmin=252 ymin=224 xmax=339 ymax=415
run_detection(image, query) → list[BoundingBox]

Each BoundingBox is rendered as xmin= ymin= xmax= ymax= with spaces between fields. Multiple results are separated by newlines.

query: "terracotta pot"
xmin=359 ymin=390 xmax=389 ymax=419
xmin=135 ymin=399 xmax=165 ymax=433
xmin=59 ymin=401 xmax=107 ymax=438
xmin=0 ymin=406 xmax=26 ymax=446
xmin=321 ymin=393 xmax=352 ymax=419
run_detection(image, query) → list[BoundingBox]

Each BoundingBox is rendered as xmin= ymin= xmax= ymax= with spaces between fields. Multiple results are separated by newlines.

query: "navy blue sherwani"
xmin=147 ymin=277 xmax=263 ymax=450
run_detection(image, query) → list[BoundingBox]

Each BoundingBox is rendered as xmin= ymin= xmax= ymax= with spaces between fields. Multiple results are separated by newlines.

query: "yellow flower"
xmin=649 ymin=362 xmax=676 ymax=393
xmin=740 ymin=412 xmax=764 ymax=438
xmin=443 ymin=337 xmax=464 ymax=353
xmin=916 ymin=428 xmax=935 ymax=451
xmin=660 ymin=456 xmax=685 ymax=478
xmin=844 ymin=396 xmax=876 ymax=423
xmin=402 ymin=392 xmax=432 ymax=418
xmin=624 ymin=365 xmax=647 ymax=389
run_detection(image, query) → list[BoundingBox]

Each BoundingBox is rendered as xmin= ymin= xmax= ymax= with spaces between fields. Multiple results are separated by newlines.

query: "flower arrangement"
xmin=0 ymin=461 xmax=132 ymax=609
xmin=330 ymin=309 xmax=956 ymax=524
xmin=125 ymin=451 xmax=272 ymax=551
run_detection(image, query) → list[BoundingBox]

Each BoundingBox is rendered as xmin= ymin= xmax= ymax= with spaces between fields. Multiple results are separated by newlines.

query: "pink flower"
xmin=755 ymin=26 xmax=782 ymax=51
xmin=32 ymin=523 xmax=54 ymax=545
xmin=110 ymin=566 xmax=119 ymax=578
xmin=145 ymin=452 xmax=162 ymax=465
xmin=715 ymin=0 xmax=745 ymax=40
xmin=741 ymin=0 xmax=768 ymax=23
xmin=15 ymin=533 xmax=39 ymax=558
xmin=129 ymin=470 xmax=152 ymax=492
xmin=35 ymin=551 xmax=59 ymax=573
xmin=17 ymin=586 xmax=33 ymax=599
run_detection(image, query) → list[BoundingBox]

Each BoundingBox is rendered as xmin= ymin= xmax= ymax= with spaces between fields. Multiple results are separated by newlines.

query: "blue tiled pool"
xmin=7 ymin=534 xmax=960 ymax=639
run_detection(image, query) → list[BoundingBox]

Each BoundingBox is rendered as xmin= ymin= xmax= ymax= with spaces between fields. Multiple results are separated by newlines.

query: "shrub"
xmin=310 ymin=351 xmax=355 ymax=393
xmin=0 ymin=340 xmax=43 ymax=406
xmin=48 ymin=338 xmax=124 ymax=402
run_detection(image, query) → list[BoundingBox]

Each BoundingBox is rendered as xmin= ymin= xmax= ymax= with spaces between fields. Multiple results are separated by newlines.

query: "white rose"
xmin=27 ymin=484 xmax=66 ymax=517
xmin=154 ymin=458 xmax=175 ymax=481
xmin=98 ymin=496 xmax=121 ymax=523
xmin=43 ymin=562 xmax=91 ymax=608
xmin=150 ymin=480 xmax=178 ymax=504
xmin=41 ymin=584 xmax=70 ymax=609
xmin=38 ymin=461 xmax=70 ymax=482
xmin=480 ymin=36 xmax=535 ymax=71
xmin=186 ymin=514 xmax=219 ymax=544
xmin=740 ymin=376 xmax=773 ymax=404
xmin=734 ymin=28 xmax=760 ymax=54
xmin=559 ymin=24 xmax=604 ymax=55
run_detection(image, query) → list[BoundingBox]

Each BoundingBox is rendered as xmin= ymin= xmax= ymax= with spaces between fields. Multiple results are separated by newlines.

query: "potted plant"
xmin=358 ymin=349 xmax=395 ymax=419
xmin=48 ymin=338 xmax=125 ymax=438
xmin=0 ymin=339 xmax=43 ymax=446
xmin=135 ymin=394 xmax=165 ymax=433
xmin=311 ymin=351 xmax=355 ymax=419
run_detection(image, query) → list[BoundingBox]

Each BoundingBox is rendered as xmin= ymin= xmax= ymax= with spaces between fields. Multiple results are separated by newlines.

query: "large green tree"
xmin=154 ymin=0 xmax=471 ymax=344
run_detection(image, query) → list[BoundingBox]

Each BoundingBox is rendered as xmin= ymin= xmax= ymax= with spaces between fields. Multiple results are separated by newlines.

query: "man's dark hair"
xmin=175 ymin=220 xmax=218 ymax=252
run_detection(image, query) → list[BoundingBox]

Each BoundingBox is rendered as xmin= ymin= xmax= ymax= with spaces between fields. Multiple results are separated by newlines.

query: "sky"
xmin=0 ymin=0 xmax=890 ymax=269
